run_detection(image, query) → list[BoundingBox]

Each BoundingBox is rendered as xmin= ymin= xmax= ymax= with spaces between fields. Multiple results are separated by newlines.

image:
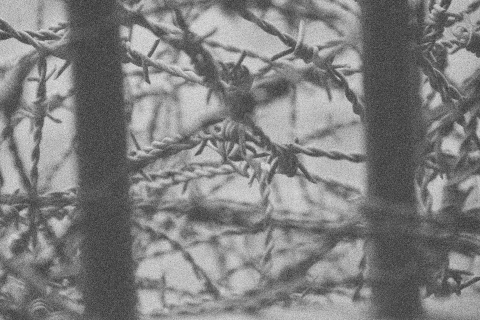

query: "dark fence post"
xmin=361 ymin=0 xmax=424 ymax=318
xmin=67 ymin=2 xmax=136 ymax=320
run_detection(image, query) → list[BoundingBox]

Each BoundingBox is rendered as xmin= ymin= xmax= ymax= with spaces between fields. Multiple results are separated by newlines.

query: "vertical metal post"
xmin=67 ymin=2 xmax=136 ymax=319
xmin=361 ymin=0 xmax=423 ymax=318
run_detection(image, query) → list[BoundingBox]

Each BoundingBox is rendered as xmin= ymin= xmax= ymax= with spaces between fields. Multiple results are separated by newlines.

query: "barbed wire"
xmin=2 ymin=1 xmax=480 ymax=317
xmin=26 ymin=56 xmax=48 ymax=247
xmin=237 ymin=8 xmax=365 ymax=118
xmin=127 ymin=119 xmax=366 ymax=174
xmin=134 ymin=218 xmax=221 ymax=299
xmin=0 ymin=18 xmax=63 ymax=45
xmin=122 ymin=41 xmax=207 ymax=85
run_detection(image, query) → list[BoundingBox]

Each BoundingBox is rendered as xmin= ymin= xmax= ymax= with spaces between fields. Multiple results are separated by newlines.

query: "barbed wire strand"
xmin=0 ymin=164 xmax=362 ymax=212
xmin=144 ymin=163 xmax=246 ymax=187
xmin=27 ymin=57 xmax=48 ymax=247
xmin=237 ymin=9 xmax=365 ymax=118
xmin=134 ymin=219 xmax=221 ymax=299
xmin=127 ymin=121 xmax=366 ymax=174
xmin=1 ymin=3 xmax=480 ymax=315
xmin=0 ymin=18 xmax=62 ymax=43
xmin=259 ymin=175 xmax=275 ymax=282
xmin=122 ymin=41 xmax=206 ymax=85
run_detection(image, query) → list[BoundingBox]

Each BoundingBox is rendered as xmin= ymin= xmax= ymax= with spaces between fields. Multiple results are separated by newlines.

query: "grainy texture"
xmin=67 ymin=1 xmax=137 ymax=319
xmin=1 ymin=1 xmax=480 ymax=319
xmin=362 ymin=0 xmax=424 ymax=318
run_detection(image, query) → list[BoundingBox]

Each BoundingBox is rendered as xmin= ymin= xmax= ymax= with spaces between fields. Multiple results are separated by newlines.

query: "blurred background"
xmin=1 ymin=0 xmax=480 ymax=319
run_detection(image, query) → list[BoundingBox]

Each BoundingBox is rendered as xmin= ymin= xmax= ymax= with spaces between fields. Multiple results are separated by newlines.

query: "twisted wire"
xmin=0 ymin=28 xmax=61 ymax=42
xmin=28 ymin=57 xmax=48 ymax=247
xmin=238 ymin=8 xmax=320 ymax=65
xmin=298 ymin=119 xmax=360 ymax=144
xmin=0 ymin=189 xmax=77 ymax=207
xmin=416 ymin=166 xmax=437 ymax=216
xmin=243 ymin=119 xmax=365 ymax=163
xmin=204 ymin=38 xmax=277 ymax=65
xmin=151 ymin=277 xmax=310 ymax=316
xmin=290 ymin=144 xmax=366 ymax=162
xmin=2 ymin=4 xmax=480 ymax=313
xmin=260 ymin=180 xmax=275 ymax=280
xmin=147 ymin=163 xmax=245 ymax=189
xmin=308 ymin=172 xmax=363 ymax=200
xmin=5 ymin=189 xmax=479 ymax=256
xmin=138 ymin=18 xmax=279 ymax=67
xmin=241 ymin=156 xmax=276 ymax=280
xmin=2 ymin=164 xmax=242 ymax=210
xmin=0 ymin=19 xmax=61 ymax=42
xmin=427 ymin=89 xmax=480 ymax=140
xmin=420 ymin=54 xmax=462 ymax=102
xmin=326 ymin=66 xmax=365 ymax=118
xmin=128 ymin=118 xmax=366 ymax=176
xmin=170 ymin=7 xmax=226 ymax=95
xmin=146 ymin=19 xmax=283 ymax=68
xmin=0 ymin=19 xmax=74 ymax=62
xmin=0 ymin=19 xmax=53 ymax=48
xmin=138 ymin=17 xmax=227 ymax=94
xmin=129 ymin=121 xmax=251 ymax=173
xmin=122 ymin=41 xmax=206 ymax=85
xmin=135 ymin=219 xmax=221 ymax=299
xmin=127 ymin=135 xmax=202 ymax=172
xmin=0 ymin=51 xmax=33 ymax=174
xmin=238 ymin=10 xmax=364 ymax=119
xmin=2 ymin=164 xmax=244 ymax=208
xmin=238 ymin=9 xmax=297 ymax=48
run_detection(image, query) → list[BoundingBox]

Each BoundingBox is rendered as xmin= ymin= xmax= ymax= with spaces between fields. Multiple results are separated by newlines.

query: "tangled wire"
xmin=1 ymin=0 xmax=480 ymax=318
